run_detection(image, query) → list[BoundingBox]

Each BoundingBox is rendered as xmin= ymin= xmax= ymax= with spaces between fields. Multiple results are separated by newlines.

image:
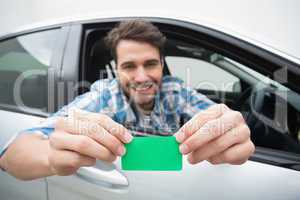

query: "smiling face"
xmin=116 ymin=40 xmax=163 ymax=111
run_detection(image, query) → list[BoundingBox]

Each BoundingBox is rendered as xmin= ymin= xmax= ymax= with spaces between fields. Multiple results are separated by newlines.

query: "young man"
xmin=0 ymin=20 xmax=254 ymax=180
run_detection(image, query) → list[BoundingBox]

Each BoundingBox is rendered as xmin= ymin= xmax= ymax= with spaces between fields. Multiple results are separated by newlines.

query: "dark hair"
xmin=104 ymin=19 xmax=166 ymax=63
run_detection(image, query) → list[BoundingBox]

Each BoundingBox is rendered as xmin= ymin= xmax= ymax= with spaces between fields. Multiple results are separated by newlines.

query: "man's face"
xmin=116 ymin=40 xmax=163 ymax=110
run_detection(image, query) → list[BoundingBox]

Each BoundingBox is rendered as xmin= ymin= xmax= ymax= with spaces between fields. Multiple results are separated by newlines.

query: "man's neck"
xmin=135 ymin=102 xmax=154 ymax=116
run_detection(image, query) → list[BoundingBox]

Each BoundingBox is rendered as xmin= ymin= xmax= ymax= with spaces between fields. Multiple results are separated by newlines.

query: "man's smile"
xmin=129 ymin=81 xmax=155 ymax=94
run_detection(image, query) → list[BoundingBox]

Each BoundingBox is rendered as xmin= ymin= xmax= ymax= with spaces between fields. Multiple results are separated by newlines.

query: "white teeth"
xmin=129 ymin=82 xmax=154 ymax=91
xmin=135 ymin=84 xmax=152 ymax=91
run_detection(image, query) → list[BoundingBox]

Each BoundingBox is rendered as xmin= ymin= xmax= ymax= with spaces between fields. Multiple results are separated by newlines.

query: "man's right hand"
xmin=48 ymin=110 xmax=133 ymax=176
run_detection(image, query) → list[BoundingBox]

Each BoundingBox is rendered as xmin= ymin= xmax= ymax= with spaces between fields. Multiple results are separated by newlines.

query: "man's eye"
xmin=123 ymin=65 xmax=134 ymax=70
xmin=145 ymin=62 xmax=158 ymax=68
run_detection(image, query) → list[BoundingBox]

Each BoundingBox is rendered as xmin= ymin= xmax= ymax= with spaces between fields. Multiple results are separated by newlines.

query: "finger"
xmin=49 ymin=149 xmax=96 ymax=176
xmin=49 ymin=130 xmax=117 ymax=162
xmin=71 ymin=109 xmax=133 ymax=144
xmin=179 ymin=110 xmax=245 ymax=154
xmin=187 ymin=124 xmax=250 ymax=164
xmin=55 ymin=118 xmax=126 ymax=156
xmin=175 ymin=104 xmax=230 ymax=143
xmin=208 ymin=139 xmax=255 ymax=165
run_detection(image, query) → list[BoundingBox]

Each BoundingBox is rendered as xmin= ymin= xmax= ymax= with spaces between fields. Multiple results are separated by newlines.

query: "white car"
xmin=1 ymin=9 xmax=300 ymax=200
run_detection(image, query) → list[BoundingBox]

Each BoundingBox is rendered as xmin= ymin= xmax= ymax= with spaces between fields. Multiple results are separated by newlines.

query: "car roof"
xmin=0 ymin=1 xmax=299 ymax=62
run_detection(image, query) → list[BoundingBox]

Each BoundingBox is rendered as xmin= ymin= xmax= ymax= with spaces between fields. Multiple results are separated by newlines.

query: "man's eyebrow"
xmin=120 ymin=61 xmax=135 ymax=67
xmin=144 ymin=59 xmax=160 ymax=64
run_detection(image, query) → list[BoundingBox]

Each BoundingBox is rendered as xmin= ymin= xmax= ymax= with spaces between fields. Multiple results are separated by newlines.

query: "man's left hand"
xmin=174 ymin=104 xmax=255 ymax=165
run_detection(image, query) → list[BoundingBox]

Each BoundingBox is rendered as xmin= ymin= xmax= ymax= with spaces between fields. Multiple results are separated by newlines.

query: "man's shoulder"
xmin=90 ymin=78 xmax=118 ymax=93
xmin=161 ymin=75 xmax=185 ymax=93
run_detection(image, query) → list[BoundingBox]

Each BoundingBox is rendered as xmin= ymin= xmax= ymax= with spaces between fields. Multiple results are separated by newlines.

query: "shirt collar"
xmin=115 ymin=80 xmax=137 ymax=125
xmin=115 ymin=78 xmax=163 ymax=124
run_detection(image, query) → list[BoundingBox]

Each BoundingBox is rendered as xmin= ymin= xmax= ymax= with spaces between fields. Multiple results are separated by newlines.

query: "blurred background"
xmin=0 ymin=0 xmax=299 ymax=59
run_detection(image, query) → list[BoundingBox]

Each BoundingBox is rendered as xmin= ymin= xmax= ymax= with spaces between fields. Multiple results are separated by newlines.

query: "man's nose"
xmin=134 ymin=66 xmax=149 ymax=83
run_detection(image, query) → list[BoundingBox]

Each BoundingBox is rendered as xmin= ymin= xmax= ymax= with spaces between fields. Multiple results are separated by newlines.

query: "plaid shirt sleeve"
xmin=19 ymin=79 xmax=114 ymax=136
xmin=179 ymin=85 xmax=216 ymax=123
xmin=160 ymin=76 xmax=216 ymax=126
xmin=0 ymin=80 xmax=113 ymax=157
xmin=0 ymin=91 xmax=98 ymax=157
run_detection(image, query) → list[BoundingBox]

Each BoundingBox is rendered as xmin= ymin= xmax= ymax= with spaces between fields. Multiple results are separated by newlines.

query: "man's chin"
xmin=133 ymin=96 xmax=155 ymax=109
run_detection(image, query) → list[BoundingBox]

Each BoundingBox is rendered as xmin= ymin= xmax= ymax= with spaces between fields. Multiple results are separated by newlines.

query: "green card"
xmin=121 ymin=136 xmax=182 ymax=171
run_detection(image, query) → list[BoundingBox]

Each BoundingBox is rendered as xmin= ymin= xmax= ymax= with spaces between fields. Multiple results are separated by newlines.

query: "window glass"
xmin=0 ymin=29 xmax=59 ymax=111
xmin=166 ymin=56 xmax=240 ymax=92
xmin=164 ymin=39 xmax=300 ymax=154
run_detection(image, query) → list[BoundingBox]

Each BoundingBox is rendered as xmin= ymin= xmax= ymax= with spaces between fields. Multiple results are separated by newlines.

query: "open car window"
xmin=81 ymin=22 xmax=300 ymax=162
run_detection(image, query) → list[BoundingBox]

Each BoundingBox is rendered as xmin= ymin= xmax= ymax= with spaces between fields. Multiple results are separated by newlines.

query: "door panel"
xmin=0 ymin=110 xmax=47 ymax=200
xmin=48 ymin=157 xmax=300 ymax=200
xmin=0 ymin=173 xmax=46 ymax=200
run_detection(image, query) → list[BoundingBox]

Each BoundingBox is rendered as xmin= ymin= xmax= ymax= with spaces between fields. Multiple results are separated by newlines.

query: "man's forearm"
xmin=0 ymin=133 xmax=55 ymax=180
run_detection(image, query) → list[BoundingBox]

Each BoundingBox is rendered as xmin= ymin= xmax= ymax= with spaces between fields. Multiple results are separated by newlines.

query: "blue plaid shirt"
xmin=0 ymin=76 xmax=215 ymax=156
xmin=26 ymin=75 xmax=214 ymax=136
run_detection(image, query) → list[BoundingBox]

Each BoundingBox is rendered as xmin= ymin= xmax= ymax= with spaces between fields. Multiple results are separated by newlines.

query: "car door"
xmin=47 ymin=18 xmax=300 ymax=200
xmin=0 ymin=26 xmax=68 ymax=199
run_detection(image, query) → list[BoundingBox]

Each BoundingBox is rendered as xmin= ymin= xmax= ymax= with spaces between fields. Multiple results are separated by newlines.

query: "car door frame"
xmin=0 ymin=24 xmax=70 ymax=200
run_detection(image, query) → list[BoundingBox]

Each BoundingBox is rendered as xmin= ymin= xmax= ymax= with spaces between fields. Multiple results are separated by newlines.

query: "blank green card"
xmin=121 ymin=136 xmax=182 ymax=171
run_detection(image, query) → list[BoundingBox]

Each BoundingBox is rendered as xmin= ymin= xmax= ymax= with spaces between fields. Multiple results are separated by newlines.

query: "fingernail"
xmin=124 ymin=132 xmax=133 ymax=143
xmin=179 ymin=144 xmax=189 ymax=154
xmin=118 ymin=145 xmax=126 ymax=156
xmin=175 ymin=131 xmax=185 ymax=143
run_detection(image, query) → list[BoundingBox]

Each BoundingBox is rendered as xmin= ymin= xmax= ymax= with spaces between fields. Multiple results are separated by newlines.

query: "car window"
xmin=0 ymin=29 xmax=59 ymax=112
xmin=84 ymin=26 xmax=300 ymax=156
xmin=163 ymin=39 xmax=300 ymax=155
xmin=166 ymin=56 xmax=241 ymax=92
